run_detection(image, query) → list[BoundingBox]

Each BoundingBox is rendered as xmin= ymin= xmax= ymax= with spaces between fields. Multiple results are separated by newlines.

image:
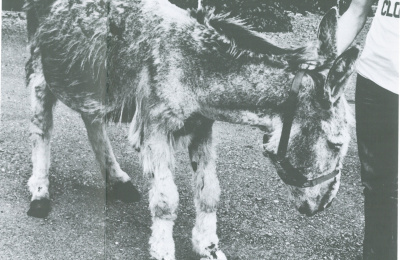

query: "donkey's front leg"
xmin=189 ymin=120 xmax=226 ymax=260
xmin=27 ymin=53 xmax=57 ymax=218
xmin=28 ymin=84 xmax=57 ymax=218
xmin=81 ymin=114 xmax=140 ymax=202
xmin=141 ymin=132 xmax=179 ymax=260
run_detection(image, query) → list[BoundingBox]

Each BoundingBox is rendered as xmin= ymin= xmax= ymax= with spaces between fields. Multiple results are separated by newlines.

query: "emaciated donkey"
xmin=26 ymin=0 xmax=358 ymax=259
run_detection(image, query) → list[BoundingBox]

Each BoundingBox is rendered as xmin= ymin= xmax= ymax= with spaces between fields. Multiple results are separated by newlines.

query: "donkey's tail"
xmin=24 ymin=0 xmax=55 ymax=40
xmin=24 ymin=0 xmax=55 ymax=86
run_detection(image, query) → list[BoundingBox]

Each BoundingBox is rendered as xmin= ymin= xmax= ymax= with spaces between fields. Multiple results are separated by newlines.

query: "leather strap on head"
xmin=277 ymin=70 xmax=305 ymax=159
xmin=264 ymin=70 xmax=340 ymax=188
xmin=272 ymin=153 xmax=340 ymax=188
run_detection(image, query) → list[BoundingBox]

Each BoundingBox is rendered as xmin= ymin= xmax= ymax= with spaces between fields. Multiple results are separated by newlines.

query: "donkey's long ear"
xmin=318 ymin=7 xmax=338 ymax=57
xmin=323 ymin=46 xmax=360 ymax=105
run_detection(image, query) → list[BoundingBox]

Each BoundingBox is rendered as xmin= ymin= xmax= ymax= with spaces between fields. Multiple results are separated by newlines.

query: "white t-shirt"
xmin=356 ymin=0 xmax=399 ymax=94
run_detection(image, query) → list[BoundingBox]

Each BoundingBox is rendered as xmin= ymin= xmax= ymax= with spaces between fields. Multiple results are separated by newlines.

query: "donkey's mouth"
xmin=295 ymin=177 xmax=339 ymax=217
xmin=297 ymin=202 xmax=318 ymax=217
xmin=321 ymin=199 xmax=334 ymax=210
xmin=297 ymin=199 xmax=334 ymax=217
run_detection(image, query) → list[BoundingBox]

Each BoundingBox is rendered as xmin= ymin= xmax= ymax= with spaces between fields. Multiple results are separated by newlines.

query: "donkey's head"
xmin=263 ymin=8 xmax=359 ymax=216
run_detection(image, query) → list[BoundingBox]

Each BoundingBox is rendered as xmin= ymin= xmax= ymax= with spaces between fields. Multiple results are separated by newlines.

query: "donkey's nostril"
xmin=298 ymin=202 xmax=320 ymax=216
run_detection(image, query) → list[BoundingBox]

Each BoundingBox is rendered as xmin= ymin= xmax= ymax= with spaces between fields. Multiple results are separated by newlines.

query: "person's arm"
xmin=336 ymin=0 xmax=376 ymax=54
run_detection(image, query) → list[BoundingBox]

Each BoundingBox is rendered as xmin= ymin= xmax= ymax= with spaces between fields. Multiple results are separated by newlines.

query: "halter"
xmin=263 ymin=71 xmax=340 ymax=188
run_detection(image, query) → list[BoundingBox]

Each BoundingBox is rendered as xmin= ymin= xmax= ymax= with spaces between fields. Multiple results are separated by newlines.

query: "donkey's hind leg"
xmin=189 ymin=119 xmax=227 ymax=260
xmin=81 ymin=114 xmax=140 ymax=202
xmin=27 ymin=56 xmax=57 ymax=218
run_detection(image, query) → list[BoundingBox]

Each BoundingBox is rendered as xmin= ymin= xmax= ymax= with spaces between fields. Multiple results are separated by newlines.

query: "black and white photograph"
xmin=0 ymin=0 xmax=398 ymax=259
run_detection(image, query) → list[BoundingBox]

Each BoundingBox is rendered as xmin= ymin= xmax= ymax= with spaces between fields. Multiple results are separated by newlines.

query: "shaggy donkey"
xmin=26 ymin=0 xmax=358 ymax=259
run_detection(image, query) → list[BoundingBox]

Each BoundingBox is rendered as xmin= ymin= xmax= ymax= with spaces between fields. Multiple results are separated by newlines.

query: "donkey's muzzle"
xmin=298 ymin=203 xmax=313 ymax=216
xmin=298 ymin=198 xmax=334 ymax=217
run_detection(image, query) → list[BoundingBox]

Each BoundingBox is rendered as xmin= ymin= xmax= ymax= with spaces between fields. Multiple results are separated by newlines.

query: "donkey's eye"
xmin=327 ymin=141 xmax=342 ymax=150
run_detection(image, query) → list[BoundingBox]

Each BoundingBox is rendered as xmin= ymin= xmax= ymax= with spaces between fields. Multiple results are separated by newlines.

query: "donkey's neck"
xmin=197 ymin=60 xmax=299 ymax=127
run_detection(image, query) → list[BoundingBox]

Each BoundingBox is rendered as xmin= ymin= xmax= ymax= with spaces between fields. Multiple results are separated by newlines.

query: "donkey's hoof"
xmin=27 ymin=198 xmax=51 ymax=218
xmin=200 ymin=249 xmax=227 ymax=260
xmin=112 ymin=181 xmax=140 ymax=202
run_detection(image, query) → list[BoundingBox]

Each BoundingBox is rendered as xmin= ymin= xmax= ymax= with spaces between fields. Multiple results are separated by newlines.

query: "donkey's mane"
xmin=191 ymin=9 xmax=297 ymax=57
xmin=190 ymin=8 xmax=314 ymax=69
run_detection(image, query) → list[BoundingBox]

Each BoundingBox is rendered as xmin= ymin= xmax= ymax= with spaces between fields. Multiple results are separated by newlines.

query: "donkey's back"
xmin=28 ymin=0 xmax=202 ymax=119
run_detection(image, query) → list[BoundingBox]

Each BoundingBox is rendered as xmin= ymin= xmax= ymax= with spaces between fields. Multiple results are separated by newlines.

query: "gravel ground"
xmin=1 ymin=10 xmax=372 ymax=260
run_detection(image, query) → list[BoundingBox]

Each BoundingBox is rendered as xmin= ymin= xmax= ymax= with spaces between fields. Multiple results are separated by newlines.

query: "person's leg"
xmin=355 ymin=74 xmax=398 ymax=260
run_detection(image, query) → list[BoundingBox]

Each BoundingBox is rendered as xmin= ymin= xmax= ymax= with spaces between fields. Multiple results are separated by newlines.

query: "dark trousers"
xmin=355 ymin=75 xmax=398 ymax=260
